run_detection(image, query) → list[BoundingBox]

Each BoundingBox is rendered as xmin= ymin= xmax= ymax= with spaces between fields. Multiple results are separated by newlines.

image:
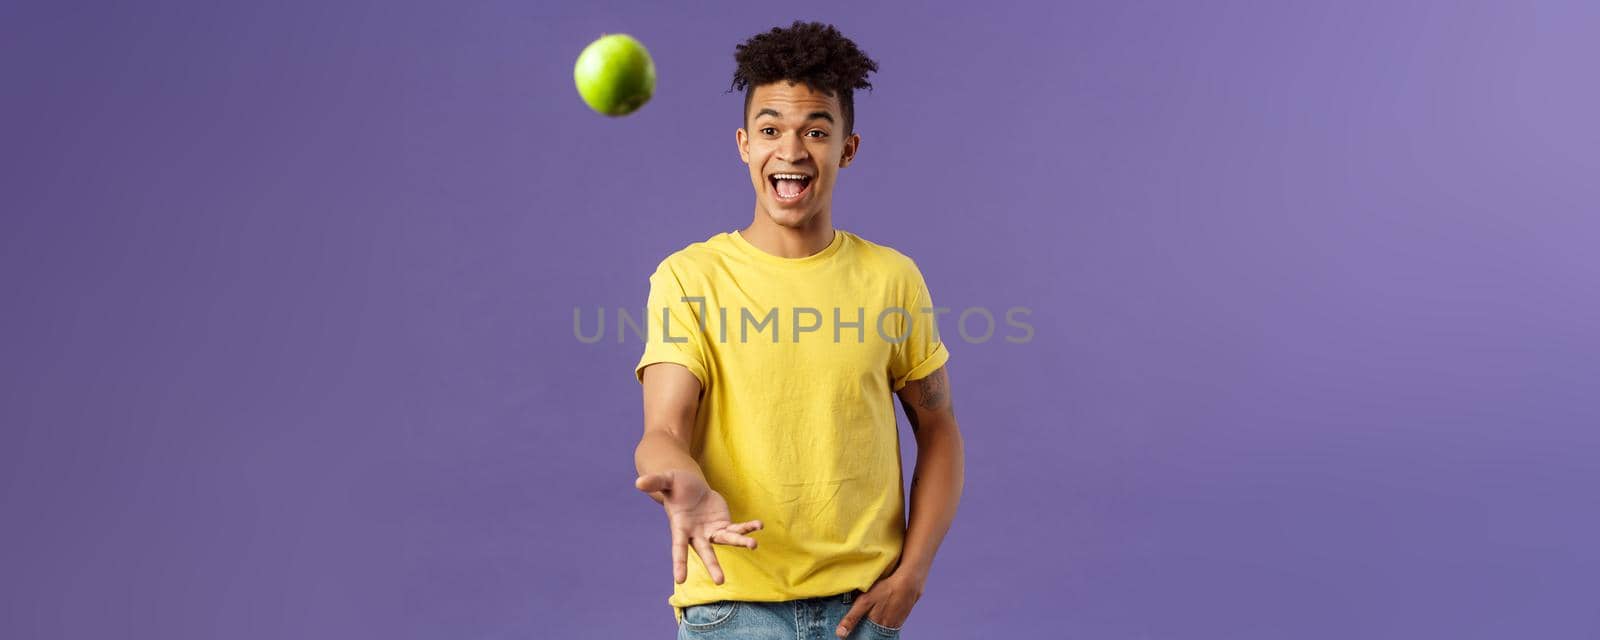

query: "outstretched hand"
xmin=635 ymin=470 xmax=763 ymax=584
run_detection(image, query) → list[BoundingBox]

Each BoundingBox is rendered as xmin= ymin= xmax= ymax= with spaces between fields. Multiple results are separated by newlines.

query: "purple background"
xmin=4 ymin=1 xmax=1598 ymax=638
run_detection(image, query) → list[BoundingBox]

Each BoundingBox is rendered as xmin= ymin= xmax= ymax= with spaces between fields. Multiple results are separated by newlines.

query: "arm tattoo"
xmin=897 ymin=368 xmax=953 ymax=434
xmin=914 ymin=368 xmax=949 ymax=414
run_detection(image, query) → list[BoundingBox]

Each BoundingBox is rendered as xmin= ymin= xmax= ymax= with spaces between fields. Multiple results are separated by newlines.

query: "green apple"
xmin=573 ymin=34 xmax=656 ymax=116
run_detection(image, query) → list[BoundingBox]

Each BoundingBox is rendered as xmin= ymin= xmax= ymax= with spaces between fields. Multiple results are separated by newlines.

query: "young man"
xmin=632 ymin=22 xmax=965 ymax=639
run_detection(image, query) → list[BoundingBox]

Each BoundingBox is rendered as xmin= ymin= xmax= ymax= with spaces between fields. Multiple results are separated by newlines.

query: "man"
xmin=633 ymin=21 xmax=965 ymax=639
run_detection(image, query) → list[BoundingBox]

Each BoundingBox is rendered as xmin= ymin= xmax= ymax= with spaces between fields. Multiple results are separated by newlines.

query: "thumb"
xmin=635 ymin=470 xmax=673 ymax=494
xmin=836 ymin=595 xmax=872 ymax=638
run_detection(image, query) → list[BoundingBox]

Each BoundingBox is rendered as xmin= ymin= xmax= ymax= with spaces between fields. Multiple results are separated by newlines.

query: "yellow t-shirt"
xmin=634 ymin=228 xmax=950 ymax=622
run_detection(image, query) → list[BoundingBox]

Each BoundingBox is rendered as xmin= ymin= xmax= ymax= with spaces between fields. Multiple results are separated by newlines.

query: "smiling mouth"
xmin=768 ymin=173 xmax=813 ymax=202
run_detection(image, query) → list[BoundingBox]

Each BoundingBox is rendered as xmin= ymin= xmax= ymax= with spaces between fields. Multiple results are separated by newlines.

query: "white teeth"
xmin=771 ymin=173 xmax=809 ymax=180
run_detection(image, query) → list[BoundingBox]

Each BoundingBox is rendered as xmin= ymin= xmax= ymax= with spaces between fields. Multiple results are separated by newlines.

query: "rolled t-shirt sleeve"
xmin=634 ymin=261 xmax=710 ymax=386
xmin=888 ymin=260 xmax=950 ymax=392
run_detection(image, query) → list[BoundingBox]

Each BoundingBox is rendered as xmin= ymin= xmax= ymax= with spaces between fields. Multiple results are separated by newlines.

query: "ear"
xmin=736 ymin=128 xmax=750 ymax=164
xmin=838 ymin=132 xmax=861 ymax=168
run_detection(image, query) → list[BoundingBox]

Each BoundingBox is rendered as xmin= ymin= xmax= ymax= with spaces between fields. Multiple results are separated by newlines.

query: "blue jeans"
xmin=677 ymin=589 xmax=903 ymax=639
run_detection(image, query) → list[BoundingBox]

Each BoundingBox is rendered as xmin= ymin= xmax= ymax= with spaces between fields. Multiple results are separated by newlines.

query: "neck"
xmin=740 ymin=208 xmax=835 ymax=258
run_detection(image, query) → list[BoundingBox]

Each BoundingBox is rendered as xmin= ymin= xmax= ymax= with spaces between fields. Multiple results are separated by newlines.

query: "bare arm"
xmin=893 ymin=365 xmax=965 ymax=586
xmin=837 ymin=364 xmax=965 ymax=637
xmin=633 ymin=362 xmax=762 ymax=585
xmin=634 ymin=362 xmax=706 ymax=504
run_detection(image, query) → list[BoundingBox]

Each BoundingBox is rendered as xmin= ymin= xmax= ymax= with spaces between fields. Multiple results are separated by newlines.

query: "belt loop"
xmin=842 ymin=589 xmax=856 ymax=604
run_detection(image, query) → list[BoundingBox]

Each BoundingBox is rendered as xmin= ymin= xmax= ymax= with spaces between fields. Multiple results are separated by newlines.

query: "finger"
xmin=710 ymin=529 xmax=758 ymax=549
xmin=837 ymin=596 xmax=872 ymax=638
xmin=671 ymin=528 xmax=688 ymax=584
xmin=635 ymin=472 xmax=672 ymax=494
xmin=691 ymin=537 xmax=725 ymax=585
xmin=724 ymin=520 xmax=763 ymax=534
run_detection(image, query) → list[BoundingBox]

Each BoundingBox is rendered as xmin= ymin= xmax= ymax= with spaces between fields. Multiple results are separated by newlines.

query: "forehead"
xmin=747 ymin=81 xmax=840 ymax=120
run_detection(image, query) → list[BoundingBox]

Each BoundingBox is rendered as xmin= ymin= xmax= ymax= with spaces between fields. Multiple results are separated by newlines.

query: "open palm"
xmin=635 ymin=470 xmax=763 ymax=584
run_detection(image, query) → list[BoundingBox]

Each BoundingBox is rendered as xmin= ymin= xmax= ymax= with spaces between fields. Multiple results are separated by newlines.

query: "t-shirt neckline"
xmin=728 ymin=228 xmax=847 ymax=267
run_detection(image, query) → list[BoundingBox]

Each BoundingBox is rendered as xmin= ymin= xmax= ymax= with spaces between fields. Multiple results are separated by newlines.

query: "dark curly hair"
xmin=732 ymin=21 xmax=879 ymax=136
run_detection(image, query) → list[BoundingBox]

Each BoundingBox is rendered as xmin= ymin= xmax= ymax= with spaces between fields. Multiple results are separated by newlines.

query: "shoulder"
xmin=843 ymin=230 xmax=926 ymax=282
xmin=649 ymin=231 xmax=736 ymax=278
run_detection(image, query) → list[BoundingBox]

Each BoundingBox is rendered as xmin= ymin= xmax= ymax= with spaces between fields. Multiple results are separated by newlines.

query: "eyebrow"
xmin=755 ymin=108 xmax=835 ymax=124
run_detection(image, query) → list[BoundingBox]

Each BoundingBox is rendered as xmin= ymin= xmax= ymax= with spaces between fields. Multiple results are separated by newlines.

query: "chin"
xmin=767 ymin=208 xmax=817 ymax=229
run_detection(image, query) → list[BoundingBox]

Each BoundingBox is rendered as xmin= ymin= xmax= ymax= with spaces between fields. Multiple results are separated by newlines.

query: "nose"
xmin=775 ymin=130 xmax=810 ymax=164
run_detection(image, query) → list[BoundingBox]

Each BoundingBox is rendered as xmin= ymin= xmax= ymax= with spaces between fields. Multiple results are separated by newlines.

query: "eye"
xmin=760 ymin=127 xmax=777 ymax=136
xmin=806 ymin=130 xmax=828 ymax=138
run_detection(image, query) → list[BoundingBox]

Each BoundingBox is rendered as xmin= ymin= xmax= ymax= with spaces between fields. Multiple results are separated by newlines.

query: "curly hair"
xmin=732 ymin=21 xmax=879 ymax=135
